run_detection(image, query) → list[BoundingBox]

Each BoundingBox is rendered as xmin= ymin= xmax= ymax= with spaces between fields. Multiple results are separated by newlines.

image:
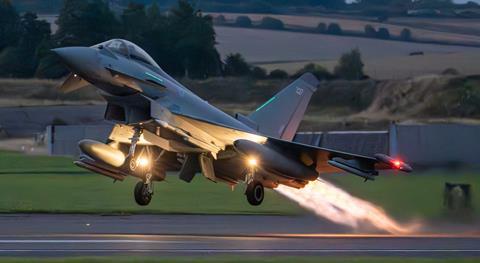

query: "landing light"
xmin=137 ymin=157 xmax=150 ymax=167
xmin=247 ymin=158 xmax=258 ymax=167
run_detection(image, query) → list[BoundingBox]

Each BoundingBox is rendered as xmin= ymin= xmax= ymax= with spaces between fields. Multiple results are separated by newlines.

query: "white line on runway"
xmin=0 ymin=249 xmax=479 ymax=253
xmin=0 ymin=240 xmax=199 ymax=244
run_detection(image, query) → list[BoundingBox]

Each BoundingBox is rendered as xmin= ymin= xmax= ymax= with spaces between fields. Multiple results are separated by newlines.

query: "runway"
xmin=0 ymin=214 xmax=479 ymax=257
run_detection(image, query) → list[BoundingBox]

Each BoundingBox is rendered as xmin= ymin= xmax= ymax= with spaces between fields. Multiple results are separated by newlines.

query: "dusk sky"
xmin=346 ymin=0 xmax=480 ymax=3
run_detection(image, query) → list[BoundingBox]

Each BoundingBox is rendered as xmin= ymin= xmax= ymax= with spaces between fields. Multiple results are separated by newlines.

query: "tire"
xmin=245 ymin=181 xmax=264 ymax=206
xmin=134 ymin=181 xmax=152 ymax=206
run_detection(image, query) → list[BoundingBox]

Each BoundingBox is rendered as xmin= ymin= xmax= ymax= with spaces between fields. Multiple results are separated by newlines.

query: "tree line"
xmin=224 ymin=48 xmax=366 ymax=81
xmin=0 ymin=0 xmax=223 ymax=79
xmin=12 ymin=0 xmax=479 ymax=16
xmin=0 ymin=0 xmax=366 ymax=81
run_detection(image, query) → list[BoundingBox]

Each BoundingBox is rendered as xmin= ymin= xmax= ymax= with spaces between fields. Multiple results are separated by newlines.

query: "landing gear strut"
xmin=244 ymin=162 xmax=264 ymax=206
xmin=245 ymin=180 xmax=264 ymax=206
xmin=127 ymin=127 xmax=155 ymax=206
xmin=127 ymin=127 xmax=142 ymax=172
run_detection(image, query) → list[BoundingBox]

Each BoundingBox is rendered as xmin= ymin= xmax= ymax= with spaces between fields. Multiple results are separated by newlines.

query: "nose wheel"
xmin=245 ymin=180 xmax=264 ymax=206
xmin=134 ymin=179 xmax=153 ymax=206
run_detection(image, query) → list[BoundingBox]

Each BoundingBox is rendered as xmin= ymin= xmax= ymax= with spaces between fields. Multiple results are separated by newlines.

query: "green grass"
xmin=0 ymin=257 xmax=478 ymax=263
xmin=325 ymin=169 xmax=480 ymax=221
xmin=0 ymin=150 xmax=479 ymax=222
xmin=0 ymin=151 xmax=301 ymax=215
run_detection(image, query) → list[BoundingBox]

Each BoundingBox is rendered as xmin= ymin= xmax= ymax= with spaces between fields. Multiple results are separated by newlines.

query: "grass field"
xmin=0 ymin=150 xmax=478 ymax=223
xmin=258 ymin=51 xmax=480 ymax=79
xmin=215 ymin=26 xmax=480 ymax=63
xmin=211 ymin=13 xmax=480 ymax=45
xmin=0 ymin=257 xmax=478 ymax=263
xmin=215 ymin=26 xmax=480 ymax=79
xmin=0 ymin=151 xmax=301 ymax=215
xmin=325 ymin=170 xmax=480 ymax=221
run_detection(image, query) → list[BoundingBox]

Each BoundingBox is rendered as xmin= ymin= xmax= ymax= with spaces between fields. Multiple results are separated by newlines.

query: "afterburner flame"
xmin=275 ymin=178 xmax=420 ymax=234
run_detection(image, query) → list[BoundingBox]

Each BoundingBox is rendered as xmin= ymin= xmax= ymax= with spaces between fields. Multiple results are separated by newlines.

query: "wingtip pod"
xmin=374 ymin=153 xmax=413 ymax=173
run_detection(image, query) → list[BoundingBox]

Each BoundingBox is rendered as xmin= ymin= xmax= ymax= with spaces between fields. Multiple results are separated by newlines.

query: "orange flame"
xmin=275 ymin=178 xmax=421 ymax=234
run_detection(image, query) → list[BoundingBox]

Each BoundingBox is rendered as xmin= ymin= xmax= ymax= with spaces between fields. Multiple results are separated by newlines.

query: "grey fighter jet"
xmin=52 ymin=39 xmax=412 ymax=206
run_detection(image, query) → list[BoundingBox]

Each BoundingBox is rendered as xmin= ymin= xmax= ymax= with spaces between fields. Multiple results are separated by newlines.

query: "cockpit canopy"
xmin=94 ymin=39 xmax=160 ymax=69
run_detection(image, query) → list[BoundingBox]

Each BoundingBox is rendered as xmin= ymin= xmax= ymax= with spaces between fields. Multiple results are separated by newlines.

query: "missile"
xmin=78 ymin=139 xmax=126 ymax=168
xmin=327 ymin=158 xmax=377 ymax=181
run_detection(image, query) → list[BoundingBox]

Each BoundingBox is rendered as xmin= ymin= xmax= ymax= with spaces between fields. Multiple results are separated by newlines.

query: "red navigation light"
xmin=392 ymin=160 xmax=402 ymax=169
xmin=374 ymin=154 xmax=413 ymax=173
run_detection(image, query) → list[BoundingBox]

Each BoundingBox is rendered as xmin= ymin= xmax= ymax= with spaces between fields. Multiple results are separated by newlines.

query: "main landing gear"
xmin=245 ymin=180 xmax=264 ymax=206
xmin=244 ymin=164 xmax=264 ymax=206
xmin=128 ymin=127 xmax=154 ymax=206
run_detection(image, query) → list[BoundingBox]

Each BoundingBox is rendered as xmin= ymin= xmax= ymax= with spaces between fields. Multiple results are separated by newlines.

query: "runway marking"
xmin=1 ymin=233 xmax=480 ymax=240
xmin=0 ymin=249 xmax=480 ymax=254
xmin=267 ymin=233 xmax=480 ymax=239
xmin=0 ymin=239 xmax=199 ymax=244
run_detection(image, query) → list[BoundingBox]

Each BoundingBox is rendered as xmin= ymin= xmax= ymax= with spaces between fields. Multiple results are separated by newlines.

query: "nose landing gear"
xmin=134 ymin=173 xmax=153 ymax=206
xmin=127 ymin=127 xmax=155 ymax=206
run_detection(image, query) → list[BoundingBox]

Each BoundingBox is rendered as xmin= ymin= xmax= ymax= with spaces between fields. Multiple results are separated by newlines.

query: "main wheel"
xmin=134 ymin=181 xmax=152 ymax=206
xmin=245 ymin=181 xmax=264 ymax=206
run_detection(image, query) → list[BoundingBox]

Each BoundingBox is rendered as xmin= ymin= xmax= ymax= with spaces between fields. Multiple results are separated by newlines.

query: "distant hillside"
xmin=12 ymin=0 xmax=480 ymax=16
xmin=1 ymin=74 xmax=479 ymax=131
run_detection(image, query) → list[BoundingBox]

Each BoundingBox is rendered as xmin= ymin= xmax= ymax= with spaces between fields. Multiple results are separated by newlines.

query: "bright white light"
xmin=137 ymin=157 xmax=149 ymax=167
xmin=247 ymin=158 xmax=258 ymax=167
xmin=275 ymin=178 xmax=421 ymax=234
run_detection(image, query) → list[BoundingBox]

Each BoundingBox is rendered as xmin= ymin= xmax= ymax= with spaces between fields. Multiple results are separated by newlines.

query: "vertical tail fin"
xmin=248 ymin=73 xmax=319 ymax=141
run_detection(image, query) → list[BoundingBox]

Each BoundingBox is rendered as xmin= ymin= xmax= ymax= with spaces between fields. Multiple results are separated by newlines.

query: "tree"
xmin=364 ymin=24 xmax=377 ymax=37
xmin=376 ymin=27 xmax=391 ymax=39
xmin=235 ymin=16 xmax=252 ymax=27
xmin=316 ymin=22 xmax=327 ymax=33
xmin=400 ymin=28 xmax=412 ymax=41
xmin=334 ymin=48 xmax=365 ymax=80
xmin=55 ymin=0 xmax=119 ymax=47
xmin=146 ymin=1 xmax=161 ymax=21
xmin=224 ymin=53 xmax=250 ymax=76
xmin=259 ymin=16 xmax=284 ymax=30
xmin=251 ymin=66 xmax=267 ymax=79
xmin=293 ymin=63 xmax=333 ymax=80
xmin=35 ymin=40 xmax=68 ymax=78
xmin=0 ymin=12 xmax=51 ymax=77
xmin=167 ymin=0 xmax=221 ymax=78
xmin=269 ymin=69 xmax=289 ymax=79
xmin=19 ymin=12 xmax=51 ymax=56
xmin=327 ymin=23 xmax=343 ymax=35
xmin=213 ymin=15 xmax=226 ymax=24
xmin=0 ymin=0 xmax=19 ymax=52
xmin=121 ymin=3 xmax=148 ymax=44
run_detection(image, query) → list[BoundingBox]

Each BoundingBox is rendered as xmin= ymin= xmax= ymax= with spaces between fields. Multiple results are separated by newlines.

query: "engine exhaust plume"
xmin=275 ymin=178 xmax=420 ymax=234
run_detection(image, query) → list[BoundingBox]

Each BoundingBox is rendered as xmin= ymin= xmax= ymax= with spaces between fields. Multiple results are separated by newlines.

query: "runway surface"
xmin=0 ymin=214 xmax=479 ymax=257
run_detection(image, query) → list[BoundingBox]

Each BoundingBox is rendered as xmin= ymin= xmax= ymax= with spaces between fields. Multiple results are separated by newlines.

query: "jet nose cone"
xmin=52 ymin=47 xmax=100 ymax=75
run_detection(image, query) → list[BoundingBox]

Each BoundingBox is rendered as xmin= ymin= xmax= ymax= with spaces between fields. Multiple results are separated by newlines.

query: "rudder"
xmin=248 ymin=73 xmax=319 ymax=141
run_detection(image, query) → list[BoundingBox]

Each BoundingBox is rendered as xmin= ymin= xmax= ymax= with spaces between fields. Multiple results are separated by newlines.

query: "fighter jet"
xmin=52 ymin=39 xmax=412 ymax=206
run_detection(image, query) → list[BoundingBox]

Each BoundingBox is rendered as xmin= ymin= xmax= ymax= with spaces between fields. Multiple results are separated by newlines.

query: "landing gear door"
xmin=178 ymin=153 xmax=200 ymax=183
xmin=199 ymin=154 xmax=216 ymax=182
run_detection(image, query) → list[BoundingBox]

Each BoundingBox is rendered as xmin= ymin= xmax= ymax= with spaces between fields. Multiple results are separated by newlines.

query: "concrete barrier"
xmin=46 ymin=123 xmax=480 ymax=168
xmin=294 ymin=131 xmax=389 ymax=156
xmin=390 ymin=123 xmax=480 ymax=167
xmin=47 ymin=125 xmax=113 ymax=156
